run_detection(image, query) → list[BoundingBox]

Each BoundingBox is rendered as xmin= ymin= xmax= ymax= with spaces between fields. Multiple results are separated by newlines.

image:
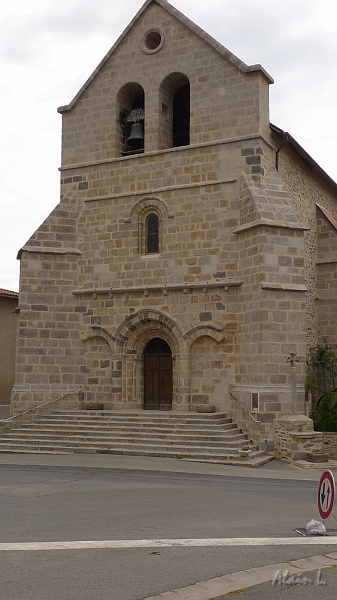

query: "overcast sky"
xmin=1 ymin=0 xmax=336 ymax=292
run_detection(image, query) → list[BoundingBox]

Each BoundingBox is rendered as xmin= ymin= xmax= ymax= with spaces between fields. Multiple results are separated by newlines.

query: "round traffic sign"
xmin=318 ymin=470 xmax=335 ymax=521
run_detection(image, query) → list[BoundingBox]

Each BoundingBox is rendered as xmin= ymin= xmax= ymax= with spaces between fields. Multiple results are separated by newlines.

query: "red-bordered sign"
xmin=318 ymin=470 xmax=335 ymax=521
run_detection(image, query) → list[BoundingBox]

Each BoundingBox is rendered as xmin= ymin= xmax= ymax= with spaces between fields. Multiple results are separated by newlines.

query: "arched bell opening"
xmin=117 ymin=82 xmax=145 ymax=155
xmin=159 ymin=73 xmax=190 ymax=149
xmin=143 ymin=337 xmax=173 ymax=410
xmin=173 ymin=83 xmax=190 ymax=147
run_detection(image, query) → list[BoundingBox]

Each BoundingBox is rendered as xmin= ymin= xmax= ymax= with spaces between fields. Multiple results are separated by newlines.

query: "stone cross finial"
xmin=286 ymin=352 xmax=299 ymax=414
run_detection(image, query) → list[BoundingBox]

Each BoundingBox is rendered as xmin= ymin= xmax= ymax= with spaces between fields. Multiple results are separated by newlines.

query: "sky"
xmin=1 ymin=0 xmax=336 ymax=292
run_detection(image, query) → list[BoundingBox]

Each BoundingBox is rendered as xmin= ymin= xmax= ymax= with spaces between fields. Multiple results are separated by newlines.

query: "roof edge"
xmin=58 ymin=0 xmax=153 ymax=114
xmin=0 ymin=288 xmax=19 ymax=298
xmin=154 ymin=1 xmax=273 ymax=82
xmin=316 ymin=204 xmax=337 ymax=232
xmin=58 ymin=0 xmax=273 ymax=114
xmin=270 ymin=123 xmax=337 ymax=193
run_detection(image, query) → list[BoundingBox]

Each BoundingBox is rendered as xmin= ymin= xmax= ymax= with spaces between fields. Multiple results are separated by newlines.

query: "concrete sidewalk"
xmin=0 ymin=451 xmax=336 ymax=481
xmin=145 ymin=555 xmax=337 ymax=599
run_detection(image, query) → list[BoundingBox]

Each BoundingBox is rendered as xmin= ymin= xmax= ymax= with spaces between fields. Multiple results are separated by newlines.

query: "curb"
xmin=143 ymin=552 xmax=337 ymax=599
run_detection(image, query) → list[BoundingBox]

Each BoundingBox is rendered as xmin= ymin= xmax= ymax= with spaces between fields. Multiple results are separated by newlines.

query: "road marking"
xmin=1 ymin=537 xmax=337 ymax=552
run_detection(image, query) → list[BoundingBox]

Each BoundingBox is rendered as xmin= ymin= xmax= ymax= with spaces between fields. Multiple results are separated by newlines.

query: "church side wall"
xmin=272 ymin=141 xmax=337 ymax=349
xmin=316 ymin=211 xmax=337 ymax=344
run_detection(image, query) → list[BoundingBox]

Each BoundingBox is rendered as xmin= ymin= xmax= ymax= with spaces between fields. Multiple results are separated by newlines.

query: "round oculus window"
xmin=141 ymin=29 xmax=164 ymax=54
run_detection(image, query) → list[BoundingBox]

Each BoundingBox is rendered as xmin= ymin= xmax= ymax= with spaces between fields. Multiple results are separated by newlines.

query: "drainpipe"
xmin=275 ymin=136 xmax=285 ymax=171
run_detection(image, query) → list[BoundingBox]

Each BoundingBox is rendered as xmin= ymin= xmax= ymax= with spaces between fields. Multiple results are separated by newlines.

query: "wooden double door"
xmin=143 ymin=338 xmax=173 ymax=410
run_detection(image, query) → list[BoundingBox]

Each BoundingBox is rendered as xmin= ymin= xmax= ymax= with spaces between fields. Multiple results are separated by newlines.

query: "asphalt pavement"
xmin=1 ymin=451 xmax=337 ymax=600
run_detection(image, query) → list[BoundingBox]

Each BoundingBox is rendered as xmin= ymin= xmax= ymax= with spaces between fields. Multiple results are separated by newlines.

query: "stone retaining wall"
xmin=322 ymin=433 xmax=337 ymax=460
xmin=273 ymin=415 xmax=323 ymax=462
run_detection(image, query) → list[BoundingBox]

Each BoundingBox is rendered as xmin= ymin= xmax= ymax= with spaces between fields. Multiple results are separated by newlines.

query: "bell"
xmin=127 ymin=121 xmax=144 ymax=150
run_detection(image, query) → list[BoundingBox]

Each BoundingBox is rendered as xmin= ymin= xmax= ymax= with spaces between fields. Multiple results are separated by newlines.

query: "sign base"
xmin=293 ymin=527 xmax=337 ymax=537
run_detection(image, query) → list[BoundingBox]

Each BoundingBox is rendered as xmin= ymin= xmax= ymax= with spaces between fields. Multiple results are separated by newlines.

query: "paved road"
xmin=0 ymin=454 xmax=337 ymax=599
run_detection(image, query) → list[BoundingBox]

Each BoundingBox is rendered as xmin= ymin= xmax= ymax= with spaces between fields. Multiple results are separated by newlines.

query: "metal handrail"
xmin=228 ymin=390 xmax=260 ymax=423
xmin=0 ymin=390 xmax=81 ymax=429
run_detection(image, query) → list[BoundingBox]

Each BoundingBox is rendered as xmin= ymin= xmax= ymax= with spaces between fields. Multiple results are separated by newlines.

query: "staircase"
xmin=0 ymin=411 xmax=272 ymax=467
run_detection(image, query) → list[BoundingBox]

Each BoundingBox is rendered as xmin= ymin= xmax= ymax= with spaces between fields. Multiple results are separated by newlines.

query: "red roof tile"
xmin=0 ymin=288 xmax=19 ymax=298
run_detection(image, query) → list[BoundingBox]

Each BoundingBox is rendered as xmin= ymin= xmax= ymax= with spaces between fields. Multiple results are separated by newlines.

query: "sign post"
xmin=318 ymin=470 xmax=335 ymax=521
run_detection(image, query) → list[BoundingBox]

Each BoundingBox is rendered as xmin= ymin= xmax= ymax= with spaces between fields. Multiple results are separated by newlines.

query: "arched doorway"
xmin=143 ymin=338 xmax=173 ymax=410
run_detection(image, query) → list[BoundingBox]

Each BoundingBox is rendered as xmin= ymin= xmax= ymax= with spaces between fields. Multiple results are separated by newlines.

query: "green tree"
xmin=307 ymin=340 xmax=337 ymax=431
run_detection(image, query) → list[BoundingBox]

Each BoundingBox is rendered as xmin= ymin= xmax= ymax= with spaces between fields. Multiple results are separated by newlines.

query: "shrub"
xmin=307 ymin=340 xmax=337 ymax=432
xmin=310 ymin=391 xmax=337 ymax=432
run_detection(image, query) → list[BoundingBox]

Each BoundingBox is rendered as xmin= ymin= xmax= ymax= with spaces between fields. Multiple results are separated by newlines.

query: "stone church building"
xmin=13 ymin=0 xmax=337 ymax=441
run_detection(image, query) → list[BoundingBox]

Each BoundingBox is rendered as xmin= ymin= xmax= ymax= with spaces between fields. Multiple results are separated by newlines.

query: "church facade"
xmin=13 ymin=0 xmax=337 ymax=441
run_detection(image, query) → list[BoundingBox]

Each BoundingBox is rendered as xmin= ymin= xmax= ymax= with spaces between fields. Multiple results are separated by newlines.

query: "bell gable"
xmin=58 ymin=0 xmax=273 ymax=166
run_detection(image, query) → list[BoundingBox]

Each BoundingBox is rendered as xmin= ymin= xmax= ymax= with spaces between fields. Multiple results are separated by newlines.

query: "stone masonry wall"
xmin=12 ymin=249 xmax=82 ymax=413
xmin=323 ymin=433 xmax=337 ymax=460
xmin=230 ymin=144 xmax=308 ymax=426
xmin=270 ymin=135 xmax=337 ymax=349
xmin=274 ymin=415 xmax=323 ymax=461
xmin=59 ymin=1 xmax=271 ymax=166
xmin=316 ymin=209 xmax=337 ymax=344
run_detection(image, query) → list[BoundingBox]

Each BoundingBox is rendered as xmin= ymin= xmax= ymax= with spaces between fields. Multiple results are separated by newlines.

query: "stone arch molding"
xmin=129 ymin=196 xmax=173 ymax=220
xmin=81 ymin=311 xmax=185 ymax=355
xmin=115 ymin=309 xmax=184 ymax=355
xmin=80 ymin=325 xmax=115 ymax=352
xmin=184 ymin=325 xmax=227 ymax=348
xmin=128 ymin=198 xmax=174 ymax=255
xmin=81 ymin=319 xmax=234 ymax=353
xmin=116 ymin=310 xmax=186 ymax=410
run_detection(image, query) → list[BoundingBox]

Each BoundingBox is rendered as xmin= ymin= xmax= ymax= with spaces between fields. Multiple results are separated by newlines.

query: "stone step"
xmin=0 ymin=443 xmax=271 ymax=466
xmin=50 ymin=411 xmax=232 ymax=425
xmin=1 ymin=432 xmax=249 ymax=448
xmin=0 ymin=409 xmax=273 ymax=467
xmin=12 ymin=425 xmax=245 ymax=439
xmin=53 ymin=410 xmax=229 ymax=420
xmin=181 ymin=454 xmax=273 ymax=468
xmin=0 ymin=435 xmax=255 ymax=451
xmin=0 ymin=447 xmax=73 ymax=455
xmin=29 ymin=418 xmax=235 ymax=432
xmin=0 ymin=441 xmax=264 ymax=462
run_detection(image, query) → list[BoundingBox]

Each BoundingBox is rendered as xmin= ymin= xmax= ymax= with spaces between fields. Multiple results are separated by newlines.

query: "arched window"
xmin=132 ymin=197 xmax=169 ymax=256
xmin=146 ymin=213 xmax=159 ymax=254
